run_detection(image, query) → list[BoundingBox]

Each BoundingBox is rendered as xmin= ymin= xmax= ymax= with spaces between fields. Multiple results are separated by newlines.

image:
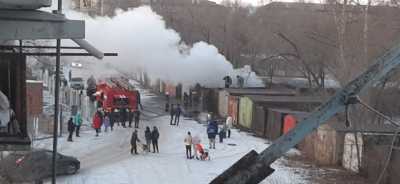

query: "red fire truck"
xmin=95 ymin=77 xmax=140 ymax=113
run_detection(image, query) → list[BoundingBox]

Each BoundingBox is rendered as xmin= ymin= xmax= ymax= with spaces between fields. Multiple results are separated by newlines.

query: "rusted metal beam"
xmin=211 ymin=41 xmax=400 ymax=184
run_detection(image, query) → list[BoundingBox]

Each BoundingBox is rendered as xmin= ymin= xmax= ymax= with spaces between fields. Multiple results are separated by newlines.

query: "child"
xmin=103 ymin=114 xmax=110 ymax=132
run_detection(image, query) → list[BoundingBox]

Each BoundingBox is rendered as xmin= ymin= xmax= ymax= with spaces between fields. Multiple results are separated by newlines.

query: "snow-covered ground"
xmin=33 ymin=86 xmax=311 ymax=184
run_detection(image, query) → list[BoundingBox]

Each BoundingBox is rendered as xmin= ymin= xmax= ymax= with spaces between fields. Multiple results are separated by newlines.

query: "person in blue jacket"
xmin=207 ymin=117 xmax=218 ymax=149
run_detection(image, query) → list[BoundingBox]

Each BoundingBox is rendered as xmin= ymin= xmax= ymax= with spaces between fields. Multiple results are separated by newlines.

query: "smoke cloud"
xmin=65 ymin=6 xmax=264 ymax=88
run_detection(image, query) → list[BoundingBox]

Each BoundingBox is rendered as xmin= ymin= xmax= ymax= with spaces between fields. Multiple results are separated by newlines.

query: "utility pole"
xmin=52 ymin=0 xmax=62 ymax=183
xmin=211 ymin=42 xmax=400 ymax=184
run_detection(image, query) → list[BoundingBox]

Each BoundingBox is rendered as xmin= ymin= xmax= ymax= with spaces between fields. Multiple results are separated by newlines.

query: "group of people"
xmin=223 ymin=75 xmax=245 ymax=88
xmin=110 ymin=108 xmax=141 ymax=129
xmin=91 ymin=108 xmax=141 ymax=137
xmin=67 ymin=112 xmax=83 ymax=142
xmin=206 ymin=115 xmax=233 ymax=149
xmin=169 ymin=104 xmax=182 ymax=126
xmin=182 ymin=115 xmax=233 ymax=161
xmin=130 ymin=126 xmax=160 ymax=154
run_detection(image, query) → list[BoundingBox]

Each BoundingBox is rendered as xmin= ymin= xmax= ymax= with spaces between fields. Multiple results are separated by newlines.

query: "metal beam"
xmin=72 ymin=39 xmax=104 ymax=59
xmin=211 ymin=41 xmax=400 ymax=184
xmin=0 ymin=19 xmax=84 ymax=40
xmin=0 ymin=52 xmax=118 ymax=56
xmin=0 ymin=45 xmax=84 ymax=50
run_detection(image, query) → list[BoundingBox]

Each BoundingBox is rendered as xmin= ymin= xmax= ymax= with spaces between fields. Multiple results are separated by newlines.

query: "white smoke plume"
xmin=64 ymin=6 xmax=264 ymax=88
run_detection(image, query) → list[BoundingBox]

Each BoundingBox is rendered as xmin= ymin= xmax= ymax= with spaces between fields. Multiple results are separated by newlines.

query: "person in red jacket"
xmin=93 ymin=111 xmax=102 ymax=137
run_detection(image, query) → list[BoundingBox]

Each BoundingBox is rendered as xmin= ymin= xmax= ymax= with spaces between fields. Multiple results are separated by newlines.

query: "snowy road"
xmin=35 ymin=87 xmax=310 ymax=184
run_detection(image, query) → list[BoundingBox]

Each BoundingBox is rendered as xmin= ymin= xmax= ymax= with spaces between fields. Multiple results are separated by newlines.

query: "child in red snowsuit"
xmin=93 ymin=112 xmax=102 ymax=136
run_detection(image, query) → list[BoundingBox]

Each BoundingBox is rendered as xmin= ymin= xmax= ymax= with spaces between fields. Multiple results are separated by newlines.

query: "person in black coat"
xmin=170 ymin=104 xmax=175 ymax=125
xmin=121 ymin=108 xmax=128 ymax=128
xmin=144 ymin=126 xmax=152 ymax=152
xmin=128 ymin=110 xmax=134 ymax=128
xmin=130 ymin=129 xmax=140 ymax=155
xmin=134 ymin=111 xmax=141 ymax=128
xmin=151 ymin=126 xmax=160 ymax=153
xmin=67 ymin=117 xmax=75 ymax=142
xmin=174 ymin=104 xmax=182 ymax=126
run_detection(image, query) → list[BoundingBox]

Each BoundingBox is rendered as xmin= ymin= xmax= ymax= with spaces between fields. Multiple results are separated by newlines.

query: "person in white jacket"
xmin=226 ymin=116 xmax=233 ymax=138
xmin=184 ymin=131 xmax=193 ymax=159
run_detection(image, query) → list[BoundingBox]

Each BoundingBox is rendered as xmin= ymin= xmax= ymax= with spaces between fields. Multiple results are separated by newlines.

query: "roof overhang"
xmin=0 ymin=9 xmax=109 ymax=59
xmin=0 ymin=10 xmax=85 ymax=40
xmin=0 ymin=0 xmax=51 ymax=10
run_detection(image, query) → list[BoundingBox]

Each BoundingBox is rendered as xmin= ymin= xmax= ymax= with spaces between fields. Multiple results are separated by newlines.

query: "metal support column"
xmin=52 ymin=0 xmax=63 ymax=183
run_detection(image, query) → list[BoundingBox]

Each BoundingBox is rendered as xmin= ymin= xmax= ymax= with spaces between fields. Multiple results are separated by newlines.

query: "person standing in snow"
xmin=183 ymin=92 xmax=189 ymax=108
xmin=67 ymin=117 xmax=75 ymax=142
xmin=226 ymin=116 xmax=233 ymax=138
xmin=207 ymin=118 xmax=218 ymax=149
xmin=130 ymin=129 xmax=140 ymax=155
xmin=128 ymin=109 xmax=134 ymax=128
xmin=103 ymin=113 xmax=110 ymax=132
xmin=74 ymin=112 xmax=82 ymax=137
xmin=134 ymin=111 xmax=141 ymax=128
xmin=121 ymin=108 xmax=128 ymax=128
xmin=151 ymin=126 xmax=160 ymax=153
xmin=174 ymin=104 xmax=182 ymax=126
xmin=144 ymin=126 xmax=152 ymax=152
xmin=170 ymin=104 xmax=175 ymax=125
xmin=114 ymin=109 xmax=120 ymax=127
xmin=165 ymin=92 xmax=170 ymax=112
xmin=92 ymin=111 xmax=102 ymax=137
xmin=184 ymin=131 xmax=193 ymax=159
xmin=219 ymin=126 xmax=226 ymax=143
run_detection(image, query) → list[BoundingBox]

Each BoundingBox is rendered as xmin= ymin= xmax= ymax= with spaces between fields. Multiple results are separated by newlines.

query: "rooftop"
xmin=245 ymin=95 xmax=324 ymax=103
xmin=224 ymin=88 xmax=297 ymax=96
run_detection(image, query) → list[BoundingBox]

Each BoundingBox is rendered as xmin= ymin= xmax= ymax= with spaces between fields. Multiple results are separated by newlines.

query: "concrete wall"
xmin=343 ymin=133 xmax=363 ymax=172
xmin=298 ymin=119 xmax=344 ymax=166
xmin=218 ymin=90 xmax=229 ymax=118
xmin=314 ymin=124 xmax=344 ymax=165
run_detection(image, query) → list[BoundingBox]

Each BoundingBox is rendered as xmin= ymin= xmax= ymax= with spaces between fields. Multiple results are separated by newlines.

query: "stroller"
xmin=195 ymin=144 xmax=210 ymax=161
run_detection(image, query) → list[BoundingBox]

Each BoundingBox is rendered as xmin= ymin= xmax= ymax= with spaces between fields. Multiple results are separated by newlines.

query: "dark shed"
xmin=0 ymin=54 xmax=30 ymax=150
